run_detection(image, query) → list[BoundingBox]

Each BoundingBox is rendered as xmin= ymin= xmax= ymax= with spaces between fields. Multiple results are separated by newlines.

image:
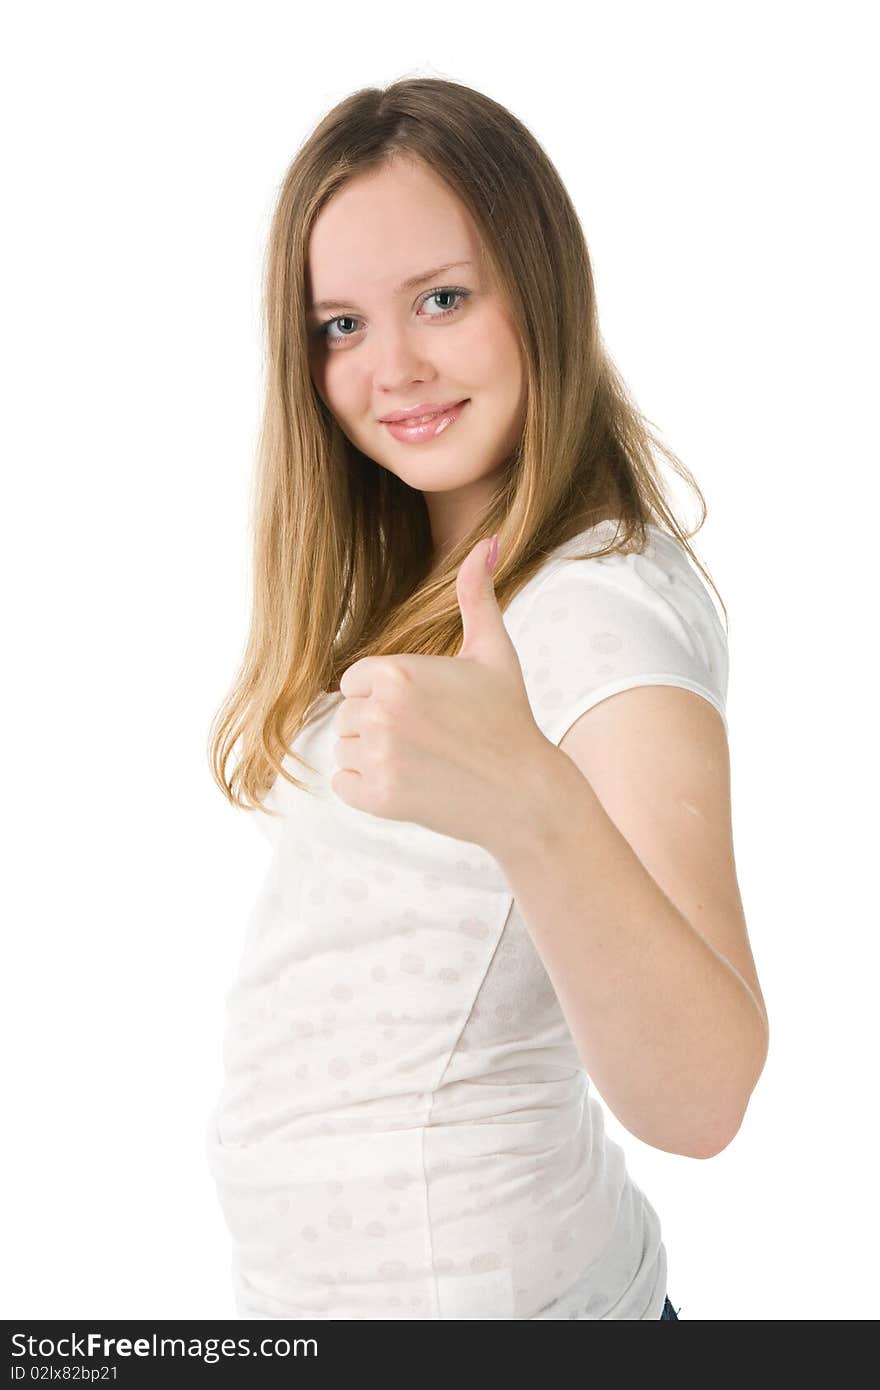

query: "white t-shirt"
xmin=204 ymin=520 xmax=729 ymax=1319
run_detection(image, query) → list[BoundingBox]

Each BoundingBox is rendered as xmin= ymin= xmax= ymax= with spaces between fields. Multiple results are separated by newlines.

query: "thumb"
xmin=455 ymin=534 xmax=517 ymax=669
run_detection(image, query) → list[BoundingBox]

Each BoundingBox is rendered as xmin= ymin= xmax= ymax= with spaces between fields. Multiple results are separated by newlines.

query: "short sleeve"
xmin=512 ymin=531 xmax=729 ymax=747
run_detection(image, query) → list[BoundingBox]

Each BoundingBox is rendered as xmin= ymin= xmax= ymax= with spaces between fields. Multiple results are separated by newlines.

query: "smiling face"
xmin=306 ymin=155 xmax=527 ymax=568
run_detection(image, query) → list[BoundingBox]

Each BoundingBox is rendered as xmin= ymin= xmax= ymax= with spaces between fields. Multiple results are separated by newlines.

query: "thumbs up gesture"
xmin=331 ymin=535 xmax=553 ymax=855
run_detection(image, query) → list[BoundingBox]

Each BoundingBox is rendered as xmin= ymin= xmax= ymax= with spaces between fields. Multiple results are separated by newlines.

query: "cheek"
xmin=459 ymin=314 xmax=522 ymax=388
xmin=312 ymin=353 xmax=361 ymax=415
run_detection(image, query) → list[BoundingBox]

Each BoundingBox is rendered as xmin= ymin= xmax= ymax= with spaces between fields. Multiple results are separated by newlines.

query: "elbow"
xmin=679 ymin=1115 xmax=742 ymax=1160
xmin=690 ymin=1012 xmax=770 ymax=1159
xmin=642 ymin=1120 xmax=741 ymax=1160
xmin=685 ymin=1075 xmax=766 ymax=1160
xmin=642 ymin=1016 xmax=771 ymax=1160
xmin=687 ymin=1131 xmax=736 ymax=1160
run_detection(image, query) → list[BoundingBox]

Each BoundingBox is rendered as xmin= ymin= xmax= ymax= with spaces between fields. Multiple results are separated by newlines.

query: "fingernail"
xmin=486 ymin=534 xmax=499 ymax=574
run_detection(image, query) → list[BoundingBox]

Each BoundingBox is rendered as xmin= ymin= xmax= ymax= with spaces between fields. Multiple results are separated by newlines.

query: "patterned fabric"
xmin=205 ymin=521 xmax=728 ymax=1319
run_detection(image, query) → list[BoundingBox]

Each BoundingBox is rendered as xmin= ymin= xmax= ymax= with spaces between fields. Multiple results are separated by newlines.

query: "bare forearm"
xmin=487 ymin=742 xmax=768 ymax=1159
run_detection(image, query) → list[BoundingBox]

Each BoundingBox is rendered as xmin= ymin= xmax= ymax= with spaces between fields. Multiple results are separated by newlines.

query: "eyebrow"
xmin=307 ymin=261 xmax=474 ymax=316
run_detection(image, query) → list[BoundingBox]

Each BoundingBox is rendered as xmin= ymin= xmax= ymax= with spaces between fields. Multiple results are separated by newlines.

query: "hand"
xmin=331 ymin=535 xmax=552 ymax=854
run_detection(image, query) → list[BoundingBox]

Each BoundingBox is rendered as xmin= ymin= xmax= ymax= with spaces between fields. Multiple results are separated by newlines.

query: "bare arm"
xmin=486 ymin=690 xmax=769 ymax=1160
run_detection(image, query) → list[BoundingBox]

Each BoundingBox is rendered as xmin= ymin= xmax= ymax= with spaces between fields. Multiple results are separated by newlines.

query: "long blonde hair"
xmin=207 ymin=77 xmax=727 ymax=820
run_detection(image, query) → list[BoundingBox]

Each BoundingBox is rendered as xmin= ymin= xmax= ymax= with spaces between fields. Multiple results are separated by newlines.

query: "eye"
xmin=314 ymin=286 xmax=470 ymax=345
xmin=420 ymin=288 xmax=467 ymax=317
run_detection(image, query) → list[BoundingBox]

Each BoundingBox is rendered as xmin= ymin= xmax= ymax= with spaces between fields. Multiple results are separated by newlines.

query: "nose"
xmin=369 ymin=321 xmax=438 ymax=390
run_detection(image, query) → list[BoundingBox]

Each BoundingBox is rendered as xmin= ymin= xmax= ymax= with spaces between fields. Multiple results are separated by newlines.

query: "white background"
xmin=3 ymin=0 xmax=877 ymax=1321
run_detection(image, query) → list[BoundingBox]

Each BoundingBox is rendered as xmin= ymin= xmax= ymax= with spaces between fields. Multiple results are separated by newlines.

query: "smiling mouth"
xmin=379 ymin=399 xmax=471 ymax=441
xmin=380 ymin=399 xmax=469 ymax=424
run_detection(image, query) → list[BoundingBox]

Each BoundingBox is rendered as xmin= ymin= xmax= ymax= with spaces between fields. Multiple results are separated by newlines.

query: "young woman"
xmin=204 ymin=77 xmax=769 ymax=1321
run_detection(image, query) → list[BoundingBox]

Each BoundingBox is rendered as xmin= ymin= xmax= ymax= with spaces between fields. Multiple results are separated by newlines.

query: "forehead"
xmin=306 ymin=159 xmax=482 ymax=293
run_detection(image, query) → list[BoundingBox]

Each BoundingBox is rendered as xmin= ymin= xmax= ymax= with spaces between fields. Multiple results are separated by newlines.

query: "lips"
xmin=380 ymin=398 xmax=470 ymax=443
xmin=379 ymin=398 xmax=468 ymax=423
xmin=401 ymin=409 xmax=448 ymax=424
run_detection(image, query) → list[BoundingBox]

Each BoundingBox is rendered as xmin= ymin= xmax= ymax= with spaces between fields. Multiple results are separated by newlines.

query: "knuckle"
xmin=369 ymin=727 xmax=397 ymax=766
xmin=373 ymin=773 xmax=398 ymax=813
xmin=382 ymin=664 xmax=412 ymax=704
xmin=368 ymin=701 xmax=397 ymax=730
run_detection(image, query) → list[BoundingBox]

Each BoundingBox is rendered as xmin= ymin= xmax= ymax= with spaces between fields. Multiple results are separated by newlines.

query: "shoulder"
xmin=509 ymin=524 xmax=729 ymax=747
